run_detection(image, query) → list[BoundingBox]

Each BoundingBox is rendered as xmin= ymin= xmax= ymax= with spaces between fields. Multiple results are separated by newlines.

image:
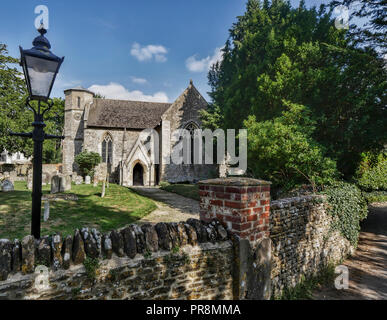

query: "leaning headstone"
xmin=1 ymin=179 xmax=14 ymax=192
xmin=51 ymin=175 xmax=61 ymax=194
xmin=44 ymin=201 xmax=50 ymax=222
xmin=85 ymin=176 xmax=91 ymax=185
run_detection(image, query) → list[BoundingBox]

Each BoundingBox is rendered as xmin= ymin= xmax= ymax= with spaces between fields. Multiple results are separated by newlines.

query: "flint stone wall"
xmin=270 ymin=194 xmax=354 ymax=297
xmin=0 ymin=220 xmax=233 ymax=300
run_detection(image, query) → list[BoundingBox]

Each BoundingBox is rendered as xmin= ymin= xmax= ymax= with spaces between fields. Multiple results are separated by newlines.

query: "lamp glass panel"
xmin=25 ymin=55 xmax=58 ymax=97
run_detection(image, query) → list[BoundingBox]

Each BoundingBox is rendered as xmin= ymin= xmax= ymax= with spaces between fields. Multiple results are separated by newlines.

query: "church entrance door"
xmin=133 ymin=163 xmax=144 ymax=186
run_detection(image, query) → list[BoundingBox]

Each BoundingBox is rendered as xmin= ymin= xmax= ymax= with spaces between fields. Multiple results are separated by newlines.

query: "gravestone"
xmin=75 ymin=176 xmax=83 ymax=185
xmin=60 ymin=175 xmax=72 ymax=192
xmin=41 ymin=173 xmax=47 ymax=186
xmin=51 ymin=175 xmax=62 ymax=194
xmin=44 ymin=201 xmax=50 ymax=222
xmin=2 ymin=179 xmax=14 ymax=192
xmin=85 ymin=176 xmax=91 ymax=185
xmin=101 ymin=180 xmax=106 ymax=198
xmin=9 ymin=171 xmax=17 ymax=183
xmin=27 ymin=171 xmax=33 ymax=190
xmin=51 ymin=175 xmax=71 ymax=193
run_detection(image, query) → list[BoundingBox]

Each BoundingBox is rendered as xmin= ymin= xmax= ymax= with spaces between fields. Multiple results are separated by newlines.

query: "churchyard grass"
xmin=160 ymin=183 xmax=200 ymax=201
xmin=0 ymin=181 xmax=157 ymax=240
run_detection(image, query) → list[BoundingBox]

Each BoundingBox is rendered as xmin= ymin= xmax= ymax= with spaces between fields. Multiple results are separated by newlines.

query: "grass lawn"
xmin=0 ymin=181 xmax=156 ymax=240
xmin=160 ymin=183 xmax=200 ymax=201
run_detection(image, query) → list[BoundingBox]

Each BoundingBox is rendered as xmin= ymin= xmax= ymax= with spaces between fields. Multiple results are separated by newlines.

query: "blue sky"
xmin=1 ymin=0 xmax=337 ymax=102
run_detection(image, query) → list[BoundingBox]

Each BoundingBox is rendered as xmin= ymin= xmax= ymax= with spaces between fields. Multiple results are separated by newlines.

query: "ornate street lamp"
xmin=10 ymin=24 xmax=65 ymax=239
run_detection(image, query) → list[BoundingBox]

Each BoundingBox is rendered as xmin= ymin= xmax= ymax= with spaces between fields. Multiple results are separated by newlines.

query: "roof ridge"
xmin=94 ymin=98 xmax=171 ymax=105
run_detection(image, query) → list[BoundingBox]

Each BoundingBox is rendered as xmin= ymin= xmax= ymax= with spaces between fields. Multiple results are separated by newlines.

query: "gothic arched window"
xmin=102 ymin=133 xmax=113 ymax=164
xmin=184 ymin=122 xmax=199 ymax=165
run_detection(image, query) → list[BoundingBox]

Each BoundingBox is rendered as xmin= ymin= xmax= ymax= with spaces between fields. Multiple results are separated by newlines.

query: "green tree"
xmin=0 ymin=43 xmax=32 ymax=155
xmin=244 ymin=102 xmax=338 ymax=190
xmin=42 ymin=98 xmax=65 ymax=163
xmin=331 ymin=0 xmax=386 ymax=55
xmin=1 ymin=44 xmax=65 ymax=164
xmin=75 ymin=151 xmax=102 ymax=177
xmin=204 ymin=0 xmax=387 ymax=179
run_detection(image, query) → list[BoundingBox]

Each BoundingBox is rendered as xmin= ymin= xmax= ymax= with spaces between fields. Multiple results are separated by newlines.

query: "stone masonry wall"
xmin=270 ymin=195 xmax=354 ymax=297
xmin=0 ymin=219 xmax=233 ymax=300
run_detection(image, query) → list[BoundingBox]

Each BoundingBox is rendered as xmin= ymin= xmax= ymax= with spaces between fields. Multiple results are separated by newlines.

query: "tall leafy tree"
xmin=331 ymin=0 xmax=386 ymax=55
xmin=0 ymin=43 xmax=65 ymax=164
xmin=0 ymin=43 xmax=32 ymax=155
xmin=204 ymin=0 xmax=387 ymax=178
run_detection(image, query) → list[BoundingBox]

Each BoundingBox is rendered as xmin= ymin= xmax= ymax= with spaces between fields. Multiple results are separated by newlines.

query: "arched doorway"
xmin=133 ymin=163 xmax=144 ymax=186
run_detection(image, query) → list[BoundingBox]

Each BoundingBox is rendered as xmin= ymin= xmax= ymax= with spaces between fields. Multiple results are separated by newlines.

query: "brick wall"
xmin=199 ymin=178 xmax=271 ymax=243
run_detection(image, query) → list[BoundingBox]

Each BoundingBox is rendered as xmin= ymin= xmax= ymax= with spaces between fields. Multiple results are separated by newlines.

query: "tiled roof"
xmin=87 ymin=99 xmax=171 ymax=129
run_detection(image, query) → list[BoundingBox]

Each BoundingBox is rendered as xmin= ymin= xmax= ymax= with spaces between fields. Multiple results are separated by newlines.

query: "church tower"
xmin=62 ymin=87 xmax=94 ymax=174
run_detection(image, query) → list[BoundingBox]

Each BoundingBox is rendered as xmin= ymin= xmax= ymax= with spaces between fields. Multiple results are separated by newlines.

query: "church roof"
xmin=87 ymin=99 xmax=171 ymax=129
xmin=85 ymin=80 xmax=207 ymax=130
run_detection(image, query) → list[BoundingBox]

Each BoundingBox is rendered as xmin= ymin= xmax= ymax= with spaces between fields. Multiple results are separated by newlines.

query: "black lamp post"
xmin=10 ymin=24 xmax=65 ymax=239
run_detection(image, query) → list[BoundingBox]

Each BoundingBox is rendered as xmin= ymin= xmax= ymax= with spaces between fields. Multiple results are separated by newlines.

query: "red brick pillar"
xmin=199 ymin=177 xmax=271 ymax=242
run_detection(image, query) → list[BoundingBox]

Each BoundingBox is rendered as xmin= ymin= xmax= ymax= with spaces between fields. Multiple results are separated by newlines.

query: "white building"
xmin=0 ymin=150 xmax=31 ymax=164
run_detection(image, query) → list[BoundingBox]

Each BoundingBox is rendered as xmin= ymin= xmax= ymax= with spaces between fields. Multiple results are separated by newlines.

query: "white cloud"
xmin=130 ymin=42 xmax=168 ymax=62
xmin=131 ymin=76 xmax=148 ymax=85
xmin=186 ymin=47 xmax=223 ymax=72
xmin=88 ymin=82 xmax=169 ymax=103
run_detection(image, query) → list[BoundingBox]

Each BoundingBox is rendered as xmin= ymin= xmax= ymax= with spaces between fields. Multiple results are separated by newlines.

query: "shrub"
xmin=356 ymin=151 xmax=387 ymax=191
xmin=322 ymin=182 xmax=368 ymax=246
xmin=75 ymin=151 xmax=101 ymax=177
xmin=362 ymin=191 xmax=387 ymax=204
xmin=244 ymin=103 xmax=338 ymax=191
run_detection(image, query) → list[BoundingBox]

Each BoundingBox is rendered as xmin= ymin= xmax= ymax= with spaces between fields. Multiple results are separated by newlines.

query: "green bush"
xmin=74 ymin=151 xmax=101 ymax=177
xmin=362 ymin=191 xmax=387 ymax=204
xmin=322 ymin=182 xmax=368 ymax=246
xmin=356 ymin=151 xmax=387 ymax=191
xmin=244 ymin=103 xmax=338 ymax=191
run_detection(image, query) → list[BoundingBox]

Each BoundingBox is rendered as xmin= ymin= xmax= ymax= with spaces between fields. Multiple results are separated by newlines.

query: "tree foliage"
xmin=0 ymin=43 xmax=32 ymax=155
xmin=244 ymin=102 xmax=338 ymax=190
xmin=203 ymin=0 xmax=387 ymax=179
xmin=355 ymin=150 xmax=387 ymax=191
xmin=323 ymin=181 xmax=368 ymax=246
xmin=75 ymin=151 xmax=102 ymax=177
xmin=331 ymin=0 xmax=386 ymax=55
xmin=0 ymin=43 xmax=65 ymax=164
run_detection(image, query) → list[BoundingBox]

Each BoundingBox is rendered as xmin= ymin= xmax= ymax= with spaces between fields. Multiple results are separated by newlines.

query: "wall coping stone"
xmin=198 ymin=177 xmax=271 ymax=186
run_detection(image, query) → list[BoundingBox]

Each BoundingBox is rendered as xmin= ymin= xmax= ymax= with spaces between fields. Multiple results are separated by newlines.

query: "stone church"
xmin=62 ymin=81 xmax=215 ymax=186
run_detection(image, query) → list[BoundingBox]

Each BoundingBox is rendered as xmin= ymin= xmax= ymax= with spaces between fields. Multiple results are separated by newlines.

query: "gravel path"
xmin=313 ymin=203 xmax=387 ymax=300
xmin=131 ymin=187 xmax=200 ymax=224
